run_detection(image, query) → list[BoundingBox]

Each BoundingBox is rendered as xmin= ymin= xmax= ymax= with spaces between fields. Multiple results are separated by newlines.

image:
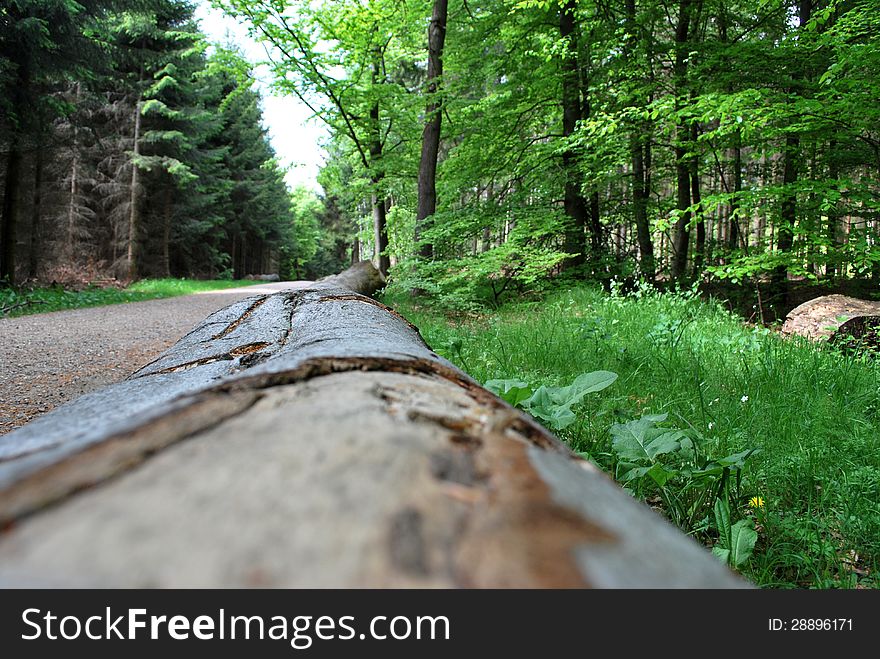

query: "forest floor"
xmin=0 ymin=280 xmax=310 ymax=435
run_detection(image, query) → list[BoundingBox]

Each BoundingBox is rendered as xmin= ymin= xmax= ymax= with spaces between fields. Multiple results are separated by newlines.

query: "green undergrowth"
xmin=0 ymin=278 xmax=260 ymax=318
xmin=382 ymin=283 xmax=880 ymax=589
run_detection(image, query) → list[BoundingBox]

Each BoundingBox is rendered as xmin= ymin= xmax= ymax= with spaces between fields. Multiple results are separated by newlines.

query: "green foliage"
xmin=387 ymin=284 xmax=880 ymax=588
xmin=486 ymin=370 xmax=617 ymax=430
xmin=609 ymin=411 xmax=759 ymax=544
xmin=712 ymin=497 xmax=758 ymax=568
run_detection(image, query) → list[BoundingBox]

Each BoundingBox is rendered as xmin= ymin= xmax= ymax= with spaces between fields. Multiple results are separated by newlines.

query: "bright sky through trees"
xmin=194 ymin=1 xmax=327 ymax=191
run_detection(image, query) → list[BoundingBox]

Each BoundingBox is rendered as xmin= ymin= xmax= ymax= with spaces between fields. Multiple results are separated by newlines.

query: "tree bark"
xmin=691 ymin=122 xmax=704 ymax=277
xmin=625 ymin=0 xmax=655 ymax=282
xmin=162 ymin=186 xmax=173 ymax=278
xmin=415 ymin=0 xmax=448 ymax=260
xmin=27 ymin=149 xmax=43 ymax=280
xmin=670 ymin=0 xmax=693 ymax=282
xmin=777 ymin=1 xmax=813 ymax=261
xmin=826 ymin=140 xmax=840 ymax=277
xmin=126 ymin=100 xmax=143 ymax=281
xmin=0 ymin=263 xmax=744 ymax=588
xmin=370 ymin=48 xmax=390 ymax=277
xmin=0 ymin=141 xmax=23 ymax=286
xmin=728 ymin=136 xmax=742 ymax=250
xmin=560 ymin=0 xmax=588 ymax=270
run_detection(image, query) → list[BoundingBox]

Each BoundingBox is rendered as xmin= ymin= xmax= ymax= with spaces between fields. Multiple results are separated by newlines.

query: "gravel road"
xmin=0 ymin=281 xmax=310 ymax=436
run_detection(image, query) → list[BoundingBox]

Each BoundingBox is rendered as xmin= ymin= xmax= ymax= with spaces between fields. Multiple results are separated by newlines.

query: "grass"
xmin=383 ymin=283 xmax=880 ymax=589
xmin=0 ymin=278 xmax=260 ymax=318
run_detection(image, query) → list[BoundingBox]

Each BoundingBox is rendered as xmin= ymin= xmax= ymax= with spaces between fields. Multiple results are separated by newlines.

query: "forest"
xmin=217 ymin=0 xmax=879 ymax=316
xmin=2 ymin=0 xmax=878 ymax=299
xmin=0 ymin=0 xmax=313 ymax=285
xmin=2 ymin=0 xmax=879 ymax=589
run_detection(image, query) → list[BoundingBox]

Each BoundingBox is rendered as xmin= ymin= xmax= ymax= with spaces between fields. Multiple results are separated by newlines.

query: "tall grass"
xmin=384 ymin=284 xmax=880 ymax=589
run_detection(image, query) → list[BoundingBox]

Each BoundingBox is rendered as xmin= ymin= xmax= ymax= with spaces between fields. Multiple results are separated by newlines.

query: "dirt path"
xmin=0 ymin=281 xmax=311 ymax=436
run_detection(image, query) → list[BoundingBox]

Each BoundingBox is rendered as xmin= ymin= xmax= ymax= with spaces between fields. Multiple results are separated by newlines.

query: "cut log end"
xmin=782 ymin=294 xmax=880 ymax=342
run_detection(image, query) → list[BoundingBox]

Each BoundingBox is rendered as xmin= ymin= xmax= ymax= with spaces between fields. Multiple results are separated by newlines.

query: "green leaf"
xmin=646 ymin=462 xmax=675 ymax=487
xmin=484 ymin=379 xmax=533 ymax=407
xmin=712 ymin=546 xmax=731 ymax=564
xmin=546 ymin=370 xmax=618 ymax=407
xmin=714 ymin=497 xmax=732 ymax=549
xmin=716 ymin=448 xmax=759 ymax=469
xmin=619 ymin=465 xmax=653 ymax=482
xmin=729 ymin=519 xmax=758 ymax=567
xmin=525 ymin=391 xmax=578 ymax=430
xmin=610 ymin=414 xmax=685 ymax=464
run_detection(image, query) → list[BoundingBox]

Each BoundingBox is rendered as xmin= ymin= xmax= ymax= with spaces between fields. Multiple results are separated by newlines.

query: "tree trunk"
xmin=670 ymin=0 xmax=693 ymax=282
xmin=27 ymin=149 xmax=44 ymax=281
xmin=370 ymin=48 xmax=390 ymax=277
xmin=691 ymin=123 xmax=704 ymax=278
xmin=624 ymin=0 xmax=655 ymax=282
xmin=776 ymin=0 xmax=812 ymax=280
xmin=66 ymin=137 xmax=80 ymax=260
xmin=162 ymin=186 xmax=173 ymax=278
xmin=415 ymin=0 xmax=448 ymax=260
xmin=826 ymin=140 xmax=840 ymax=278
xmin=0 ymin=141 xmax=23 ymax=286
xmin=0 ymin=263 xmax=744 ymax=588
xmin=126 ymin=100 xmax=143 ymax=281
xmin=560 ymin=0 xmax=588 ymax=270
xmin=728 ymin=136 xmax=742 ymax=250
xmin=631 ymin=134 xmax=654 ymax=281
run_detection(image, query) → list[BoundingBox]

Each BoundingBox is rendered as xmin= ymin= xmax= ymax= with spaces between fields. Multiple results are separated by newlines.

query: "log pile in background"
xmin=0 ymin=261 xmax=744 ymax=587
xmin=782 ymin=294 xmax=880 ymax=352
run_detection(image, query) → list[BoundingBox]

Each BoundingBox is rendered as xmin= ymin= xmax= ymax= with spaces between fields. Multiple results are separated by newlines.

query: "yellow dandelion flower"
xmin=748 ymin=496 xmax=765 ymax=509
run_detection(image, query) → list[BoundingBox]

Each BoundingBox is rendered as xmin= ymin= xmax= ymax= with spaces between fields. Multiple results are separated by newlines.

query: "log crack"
xmin=210 ymin=295 xmax=269 ymax=340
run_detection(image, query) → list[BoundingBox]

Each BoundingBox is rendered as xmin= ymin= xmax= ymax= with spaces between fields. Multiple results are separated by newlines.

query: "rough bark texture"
xmin=1 ymin=141 xmax=22 ymax=285
xmin=415 ymin=0 xmax=448 ymax=260
xmin=0 ymin=261 xmax=743 ymax=588
xmin=560 ymin=0 xmax=588 ymax=269
xmin=670 ymin=0 xmax=693 ymax=281
xmin=781 ymin=294 xmax=880 ymax=342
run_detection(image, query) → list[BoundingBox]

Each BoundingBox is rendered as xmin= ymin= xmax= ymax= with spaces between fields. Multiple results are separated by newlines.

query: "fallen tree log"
xmin=782 ymin=294 xmax=880 ymax=343
xmin=317 ymin=258 xmax=386 ymax=295
xmin=0 ymin=263 xmax=743 ymax=587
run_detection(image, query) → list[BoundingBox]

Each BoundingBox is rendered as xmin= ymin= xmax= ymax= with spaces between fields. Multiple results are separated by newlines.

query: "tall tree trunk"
xmin=370 ymin=47 xmax=390 ymax=277
xmin=632 ymin=136 xmax=654 ymax=281
xmin=579 ymin=17 xmax=602 ymax=256
xmin=415 ymin=0 xmax=448 ymax=260
xmin=1 ymin=141 xmax=23 ymax=286
xmin=826 ymin=140 xmax=840 ymax=278
xmin=589 ymin=190 xmax=601 ymax=255
xmin=27 ymin=149 xmax=43 ymax=280
xmin=670 ymin=0 xmax=694 ymax=282
xmin=162 ymin=186 xmax=173 ymax=278
xmin=64 ymin=82 xmax=82 ymax=262
xmin=728 ymin=135 xmax=742 ymax=250
xmin=776 ymin=0 xmax=812 ymax=279
xmin=231 ymin=234 xmax=237 ymax=280
xmin=625 ymin=0 xmax=655 ymax=282
xmin=126 ymin=100 xmax=143 ymax=281
xmin=691 ymin=122 xmax=704 ymax=277
xmin=66 ymin=140 xmax=80 ymax=260
xmin=560 ymin=0 xmax=588 ymax=270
